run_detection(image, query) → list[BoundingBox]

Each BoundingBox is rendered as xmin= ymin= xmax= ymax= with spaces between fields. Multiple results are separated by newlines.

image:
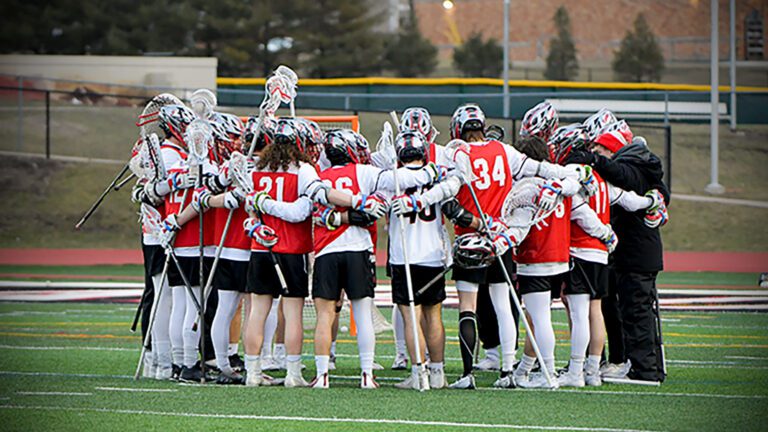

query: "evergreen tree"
xmin=453 ymin=33 xmax=503 ymax=78
xmin=384 ymin=9 xmax=437 ymax=77
xmin=612 ymin=13 xmax=665 ymax=82
xmin=544 ymin=6 xmax=579 ymax=81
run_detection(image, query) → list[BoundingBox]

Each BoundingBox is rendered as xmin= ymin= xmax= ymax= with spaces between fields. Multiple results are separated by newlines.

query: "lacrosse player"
xmin=445 ymin=103 xmax=596 ymax=390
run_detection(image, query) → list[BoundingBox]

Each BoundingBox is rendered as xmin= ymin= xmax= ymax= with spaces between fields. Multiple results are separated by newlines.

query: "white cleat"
xmin=329 ymin=355 xmax=336 ymax=371
xmin=429 ymin=369 xmax=446 ymax=389
xmin=372 ymin=361 xmax=385 ymax=371
xmin=155 ymin=366 xmax=173 ymax=381
xmin=600 ymin=361 xmax=631 ymax=379
xmin=143 ymin=352 xmax=157 ymax=379
xmin=517 ymin=372 xmax=559 ymax=389
xmin=360 ymin=372 xmax=380 ymax=389
xmin=557 ymin=370 xmax=586 ymax=388
xmin=492 ymin=374 xmax=516 ymax=389
xmin=284 ymin=373 xmax=309 ymax=388
xmin=585 ymin=370 xmax=602 ymax=387
xmin=448 ymin=374 xmax=476 ymax=390
xmin=309 ymin=373 xmax=329 ymax=389
xmin=473 ymin=356 xmax=500 ymax=371
xmin=246 ymin=372 xmax=263 ymax=387
xmin=261 ymin=357 xmax=280 ymax=371
xmin=394 ymin=375 xmax=418 ymax=390
xmin=391 ymin=353 xmax=408 ymax=370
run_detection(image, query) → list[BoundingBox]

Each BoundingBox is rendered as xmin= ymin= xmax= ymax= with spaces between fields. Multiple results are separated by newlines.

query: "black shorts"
xmin=142 ymin=243 xmax=166 ymax=277
xmin=312 ymin=251 xmax=376 ymax=301
xmin=167 ymin=255 xmax=210 ymax=287
xmin=517 ymin=273 xmax=566 ymax=296
xmin=566 ymin=258 xmax=609 ymax=299
xmin=246 ymin=252 xmax=309 ymax=298
xmin=213 ymin=259 xmax=250 ymax=293
xmin=452 ymin=250 xmax=515 ymax=285
xmin=391 ymin=264 xmax=447 ymax=306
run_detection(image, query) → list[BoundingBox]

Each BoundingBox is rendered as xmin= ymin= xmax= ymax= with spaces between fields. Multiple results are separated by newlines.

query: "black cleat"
xmin=229 ymin=354 xmax=245 ymax=372
xmin=179 ymin=362 xmax=211 ymax=383
xmin=171 ymin=364 xmax=182 ymax=381
xmin=216 ymin=370 xmax=245 ymax=385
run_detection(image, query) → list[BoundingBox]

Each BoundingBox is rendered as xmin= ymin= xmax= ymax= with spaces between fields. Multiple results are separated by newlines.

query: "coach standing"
xmin=569 ymin=128 xmax=669 ymax=384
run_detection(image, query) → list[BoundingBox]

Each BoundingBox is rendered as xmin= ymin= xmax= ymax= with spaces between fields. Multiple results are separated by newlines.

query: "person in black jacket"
xmin=568 ymin=129 xmax=669 ymax=383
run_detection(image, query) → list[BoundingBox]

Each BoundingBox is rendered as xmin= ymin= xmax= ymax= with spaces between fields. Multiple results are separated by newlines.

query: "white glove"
xmin=243 ymin=217 xmax=278 ymax=248
xmin=351 ymin=193 xmax=389 ymax=219
xmin=601 ymin=224 xmax=618 ymax=253
xmin=492 ymin=232 xmax=515 ymax=256
xmin=537 ymin=180 xmax=562 ymax=214
xmin=423 ymin=162 xmax=448 ymax=184
xmin=223 ymin=187 xmax=246 ymax=210
xmin=246 ymin=190 xmax=272 ymax=214
xmin=160 ymin=215 xmax=180 ymax=248
xmin=131 ymin=182 xmax=145 ymax=204
xmin=169 ymin=169 xmax=198 ymax=191
xmin=391 ymin=193 xmax=423 ymax=216
xmin=575 ymin=165 xmax=598 ymax=197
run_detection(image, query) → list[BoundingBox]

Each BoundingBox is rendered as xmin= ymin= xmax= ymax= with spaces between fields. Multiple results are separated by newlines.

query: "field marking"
xmin=0 ymin=404 xmax=662 ymax=432
xmin=0 ymin=344 xmax=135 ymax=352
xmin=16 ymin=391 xmax=93 ymax=396
xmin=2 ymin=370 xmax=767 ymax=401
xmin=0 ymin=322 xmax=127 ymax=327
xmin=95 ymin=387 xmax=177 ymax=393
xmin=0 ymin=331 xmax=136 ymax=340
xmin=726 ymin=355 xmax=768 ymax=360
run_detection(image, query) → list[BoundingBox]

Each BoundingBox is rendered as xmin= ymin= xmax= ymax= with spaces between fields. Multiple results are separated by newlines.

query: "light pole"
xmin=706 ymin=0 xmax=725 ymax=194
xmin=502 ymin=0 xmax=510 ymax=118
xmin=729 ymin=0 xmax=737 ymax=131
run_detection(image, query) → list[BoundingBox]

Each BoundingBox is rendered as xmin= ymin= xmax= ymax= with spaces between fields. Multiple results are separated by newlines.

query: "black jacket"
xmin=568 ymin=144 xmax=670 ymax=273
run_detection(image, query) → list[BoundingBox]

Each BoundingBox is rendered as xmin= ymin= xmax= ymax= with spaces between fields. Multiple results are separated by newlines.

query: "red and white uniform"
xmin=250 ymin=162 xmax=317 ymax=254
xmin=570 ymin=170 xmax=653 ymax=265
xmin=314 ymin=163 xmax=381 ymax=257
xmin=516 ymin=197 xmax=573 ymax=276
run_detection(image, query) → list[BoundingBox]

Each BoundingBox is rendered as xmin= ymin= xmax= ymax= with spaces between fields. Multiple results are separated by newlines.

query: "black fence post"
xmin=664 ymin=124 xmax=672 ymax=192
xmin=45 ymin=90 xmax=51 ymax=159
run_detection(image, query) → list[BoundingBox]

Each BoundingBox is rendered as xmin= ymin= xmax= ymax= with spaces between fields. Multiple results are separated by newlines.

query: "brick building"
xmin=404 ymin=0 xmax=767 ymax=63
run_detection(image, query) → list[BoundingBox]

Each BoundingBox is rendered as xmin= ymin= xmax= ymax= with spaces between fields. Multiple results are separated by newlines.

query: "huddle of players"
xmin=133 ymin=98 xmax=668 ymax=391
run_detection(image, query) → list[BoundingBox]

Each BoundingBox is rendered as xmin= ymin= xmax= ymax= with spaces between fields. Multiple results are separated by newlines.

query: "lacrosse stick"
xmin=444 ymin=139 xmax=557 ymax=389
xmin=134 ymin=203 xmax=202 ymax=380
xmin=385 ymin=118 xmax=429 ymax=392
xmin=193 ymin=67 xmax=299 ymax=329
xmin=190 ymin=89 xmax=217 ymax=120
xmin=74 ymin=163 xmax=130 ymax=230
xmin=185 ymin=119 xmax=213 ymax=382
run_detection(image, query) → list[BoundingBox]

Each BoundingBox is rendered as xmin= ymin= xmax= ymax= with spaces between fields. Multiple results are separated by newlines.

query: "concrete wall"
xmin=0 ymin=55 xmax=217 ymax=90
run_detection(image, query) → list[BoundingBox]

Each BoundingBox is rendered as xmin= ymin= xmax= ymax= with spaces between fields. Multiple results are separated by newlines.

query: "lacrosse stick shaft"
xmin=389 ymin=114 xmax=427 ymax=391
xmin=415 ymin=265 xmax=452 ymax=297
xmin=134 ymin=259 xmax=168 ymax=380
xmin=75 ymin=162 xmax=130 ymax=229
xmin=197 ymin=164 xmax=206 ymax=381
xmin=464 ymin=179 xmax=555 ymax=388
xmin=654 ymin=288 xmax=667 ymax=376
xmin=130 ymin=279 xmax=153 ymax=333
xmin=114 ymin=173 xmax=137 ymax=191
xmin=193 ymin=208 xmax=234 ymax=330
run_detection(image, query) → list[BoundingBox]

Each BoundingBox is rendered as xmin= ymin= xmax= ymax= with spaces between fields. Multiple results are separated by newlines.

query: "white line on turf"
xmin=725 ymin=355 xmax=768 ymax=360
xmin=0 ymin=404 xmax=662 ymax=432
xmin=0 ymin=344 xmax=136 ymax=352
xmin=16 ymin=391 xmax=92 ymax=396
xmin=95 ymin=387 xmax=177 ymax=393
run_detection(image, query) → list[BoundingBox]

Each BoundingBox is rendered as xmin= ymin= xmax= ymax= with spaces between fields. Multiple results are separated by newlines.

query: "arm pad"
xmin=347 ymin=209 xmax=376 ymax=227
xmin=441 ymin=199 xmax=474 ymax=228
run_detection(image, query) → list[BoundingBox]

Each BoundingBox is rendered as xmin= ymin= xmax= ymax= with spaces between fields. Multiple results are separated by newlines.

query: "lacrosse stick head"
xmin=140 ymin=203 xmax=164 ymax=237
xmin=137 ymin=93 xmax=185 ymax=137
xmin=500 ymin=177 xmax=544 ymax=224
xmin=185 ymin=119 xmax=213 ymax=164
xmin=444 ymin=138 xmax=475 ymax=182
xmin=128 ymin=139 xmax=152 ymax=180
xmin=189 ymin=88 xmax=217 ymax=120
xmin=146 ymin=133 xmax=166 ymax=181
xmin=374 ymin=121 xmax=396 ymax=168
xmin=453 ymin=233 xmax=495 ymax=269
xmin=274 ymin=65 xmax=298 ymax=97
xmin=228 ymin=151 xmax=254 ymax=193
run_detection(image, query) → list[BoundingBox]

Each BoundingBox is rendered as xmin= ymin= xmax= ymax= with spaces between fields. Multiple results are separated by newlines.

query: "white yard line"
xmin=16 ymin=391 xmax=92 ymax=396
xmin=95 ymin=387 xmax=177 ymax=393
xmin=726 ymin=355 xmax=768 ymax=360
xmin=0 ymin=404 xmax=661 ymax=432
xmin=672 ymin=193 xmax=768 ymax=209
xmin=0 ymin=344 xmax=136 ymax=352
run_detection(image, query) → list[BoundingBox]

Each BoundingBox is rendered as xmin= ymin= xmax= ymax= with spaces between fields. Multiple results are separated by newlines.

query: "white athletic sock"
xmin=211 ymin=290 xmax=242 ymax=374
xmin=517 ymin=354 xmax=537 ymax=374
xmin=169 ymin=286 xmax=187 ymax=365
xmin=523 ymin=291 xmax=556 ymax=374
xmin=315 ymin=355 xmax=330 ymax=376
xmin=351 ymin=297 xmax=376 ymax=375
xmin=428 ymin=361 xmax=443 ymax=373
xmin=392 ymin=306 xmax=406 ymax=356
xmin=489 ymin=283 xmax=517 ymax=371
xmin=330 ymin=341 xmax=337 ymax=357
xmin=228 ymin=343 xmax=238 ymax=357
xmin=286 ymin=355 xmax=302 ymax=377
xmin=411 ymin=365 xmax=419 ymax=380
xmin=585 ymin=355 xmax=601 ymax=374
xmin=262 ymin=298 xmax=279 ymax=358
xmin=182 ymin=286 xmax=202 ymax=368
xmin=566 ymin=294 xmax=590 ymax=374
xmin=274 ymin=343 xmax=286 ymax=360
xmin=486 ymin=346 xmax=500 ymax=361
xmin=150 ymin=273 xmax=173 ymax=369
xmin=245 ymin=354 xmax=261 ymax=375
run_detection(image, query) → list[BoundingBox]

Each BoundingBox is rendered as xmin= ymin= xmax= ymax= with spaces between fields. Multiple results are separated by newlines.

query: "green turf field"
xmin=0 ymin=301 xmax=766 ymax=431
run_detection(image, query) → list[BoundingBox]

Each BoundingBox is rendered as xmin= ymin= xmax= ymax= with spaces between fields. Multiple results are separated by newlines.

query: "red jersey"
xmin=455 ymin=140 xmax=512 ymax=236
xmin=570 ymin=171 xmax=609 ymax=254
xmin=515 ymin=197 xmax=572 ymax=276
xmin=250 ymin=169 xmax=312 ymax=254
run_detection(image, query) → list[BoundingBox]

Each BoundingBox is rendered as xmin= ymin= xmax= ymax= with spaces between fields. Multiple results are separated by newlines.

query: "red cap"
xmin=594 ymin=131 xmax=628 ymax=154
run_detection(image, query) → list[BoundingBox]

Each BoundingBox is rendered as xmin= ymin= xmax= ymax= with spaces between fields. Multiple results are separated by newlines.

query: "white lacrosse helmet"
xmin=449 ymin=103 xmax=486 ymax=139
xmin=453 ymin=233 xmax=495 ymax=269
xmin=520 ymin=101 xmax=559 ymax=142
xmin=583 ymin=108 xmax=617 ymax=142
xmin=400 ymin=107 xmax=438 ymax=143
